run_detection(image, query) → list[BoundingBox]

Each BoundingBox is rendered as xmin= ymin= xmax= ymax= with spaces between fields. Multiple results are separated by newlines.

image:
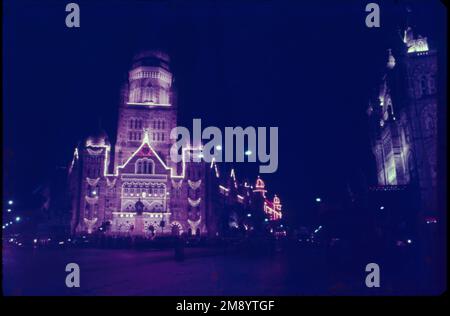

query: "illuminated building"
xmin=68 ymin=50 xmax=282 ymax=237
xmin=69 ymin=51 xmax=209 ymax=236
xmin=367 ymin=23 xmax=438 ymax=214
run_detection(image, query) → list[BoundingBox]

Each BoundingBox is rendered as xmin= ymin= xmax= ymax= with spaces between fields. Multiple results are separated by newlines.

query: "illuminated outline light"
xmin=219 ymin=185 xmax=229 ymax=192
xmin=230 ymin=168 xmax=238 ymax=189
xmin=264 ymin=200 xmax=282 ymax=220
xmin=126 ymin=102 xmax=171 ymax=107
xmin=89 ymin=130 xmax=201 ymax=180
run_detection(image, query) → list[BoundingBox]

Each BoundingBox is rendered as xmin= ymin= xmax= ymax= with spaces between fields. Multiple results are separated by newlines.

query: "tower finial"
xmin=143 ymin=128 xmax=150 ymax=143
xmin=386 ymin=49 xmax=396 ymax=69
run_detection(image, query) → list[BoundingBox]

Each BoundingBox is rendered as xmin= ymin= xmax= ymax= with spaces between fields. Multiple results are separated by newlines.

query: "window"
xmin=136 ymin=158 xmax=155 ymax=174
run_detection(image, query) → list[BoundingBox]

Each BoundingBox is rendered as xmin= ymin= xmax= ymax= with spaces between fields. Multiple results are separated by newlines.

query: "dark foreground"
xmin=3 ymin=238 xmax=438 ymax=296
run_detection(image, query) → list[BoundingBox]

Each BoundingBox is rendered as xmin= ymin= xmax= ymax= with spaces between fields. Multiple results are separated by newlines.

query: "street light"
xmin=7 ymin=209 xmax=11 ymax=213
xmin=8 ymin=200 xmax=13 ymax=205
xmin=15 ymin=216 xmax=21 ymax=222
xmin=315 ymin=197 xmax=321 ymax=203
xmin=379 ymin=206 xmax=385 ymax=210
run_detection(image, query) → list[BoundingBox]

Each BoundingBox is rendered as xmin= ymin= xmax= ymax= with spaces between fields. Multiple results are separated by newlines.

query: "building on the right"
xmin=367 ymin=23 xmax=438 ymax=217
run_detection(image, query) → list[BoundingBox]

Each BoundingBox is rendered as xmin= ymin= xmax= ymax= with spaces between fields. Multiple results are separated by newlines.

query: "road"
xmin=2 ymin=243 xmax=427 ymax=295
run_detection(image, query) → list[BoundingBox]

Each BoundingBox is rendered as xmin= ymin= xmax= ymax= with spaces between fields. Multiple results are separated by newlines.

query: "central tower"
xmin=114 ymin=50 xmax=177 ymax=169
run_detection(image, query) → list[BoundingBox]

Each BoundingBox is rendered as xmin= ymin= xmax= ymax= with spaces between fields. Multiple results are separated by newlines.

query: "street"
xmin=2 ymin=242 xmax=427 ymax=296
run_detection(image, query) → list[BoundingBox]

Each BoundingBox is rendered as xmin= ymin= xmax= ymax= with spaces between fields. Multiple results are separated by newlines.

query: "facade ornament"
xmin=188 ymin=179 xmax=202 ymax=190
xmin=171 ymin=179 xmax=183 ymax=189
xmin=188 ymin=197 xmax=201 ymax=207
xmin=106 ymin=177 xmax=117 ymax=187
xmin=85 ymin=195 xmax=99 ymax=205
xmin=187 ymin=217 xmax=201 ymax=235
xmin=86 ymin=177 xmax=100 ymax=186
xmin=83 ymin=217 xmax=98 ymax=234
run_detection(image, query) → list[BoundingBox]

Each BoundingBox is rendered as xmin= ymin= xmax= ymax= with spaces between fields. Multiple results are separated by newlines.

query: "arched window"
xmin=136 ymin=160 xmax=143 ymax=174
xmin=136 ymin=158 xmax=155 ymax=174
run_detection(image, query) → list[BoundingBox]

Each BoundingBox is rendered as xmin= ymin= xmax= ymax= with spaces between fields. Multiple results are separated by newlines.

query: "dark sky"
xmin=3 ymin=0 xmax=447 ymax=221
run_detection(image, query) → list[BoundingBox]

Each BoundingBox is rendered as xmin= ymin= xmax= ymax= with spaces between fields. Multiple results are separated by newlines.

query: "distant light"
xmin=8 ymin=200 xmax=13 ymax=205
xmin=264 ymin=218 xmax=269 ymax=222
xmin=18 ymin=243 xmax=22 ymax=246
xmin=9 ymin=238 xmax=14 ymax=242
xmin=379 ymin=206 xmax=385 ymax=210
xmin=15 ymin=216 xmax=21 ymax=222
xmin=33 ymin=239 xmax=38 ymax=243
xmin=216 ymin=145 xmax=222 ymax=151
xmin=2 ymin=226 xmax=5 ymax=229
xmin=315 ymin=197 xmax=321 ymax=203
xmin=245 ymin=150 xmax=252 ymax=156
xmin=9 ymin=221 xmax=13 ymax=225
xmin=92 ymin=191 xmax=97 ymax=195
xmin=407 ymin=239 xmax=412 ymax=244
xmin=59 ymin=241 xmax=65 ymax=245
xmin=280 ymin=224 xmax=283 ymax=228
xmin=7 ymin=209 xmax=11 ymax=213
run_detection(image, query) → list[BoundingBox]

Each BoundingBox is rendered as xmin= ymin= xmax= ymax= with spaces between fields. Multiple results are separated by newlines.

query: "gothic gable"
xmin=118 ymin=142 xmax=168 ymax=175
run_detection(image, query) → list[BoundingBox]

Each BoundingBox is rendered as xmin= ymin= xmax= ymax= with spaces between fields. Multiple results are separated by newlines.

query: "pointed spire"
xmin=143 ymin=128 xmax=150 ymax=144
xmin=386 ymin=49 xmax=396 ymax=69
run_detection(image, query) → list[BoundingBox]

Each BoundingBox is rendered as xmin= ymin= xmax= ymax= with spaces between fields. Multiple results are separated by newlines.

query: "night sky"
xmin=3 ymin=0 xmax=446 ymax=223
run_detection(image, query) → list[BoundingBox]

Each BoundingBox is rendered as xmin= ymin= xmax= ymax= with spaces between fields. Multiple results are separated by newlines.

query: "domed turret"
xmin=127 ymin=49 xmax=173 ymax=104
xmin=85 ymin=128 xmax=110 ymax=147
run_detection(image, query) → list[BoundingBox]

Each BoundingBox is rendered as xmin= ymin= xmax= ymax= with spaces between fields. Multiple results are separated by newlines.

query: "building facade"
xmin=69 ymin=51 xmax=209 ymax=237
xmin=68 ymin=50 xmax=283 ymax=237
xmin=367 ymin=25 xmax=438 ymax=215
